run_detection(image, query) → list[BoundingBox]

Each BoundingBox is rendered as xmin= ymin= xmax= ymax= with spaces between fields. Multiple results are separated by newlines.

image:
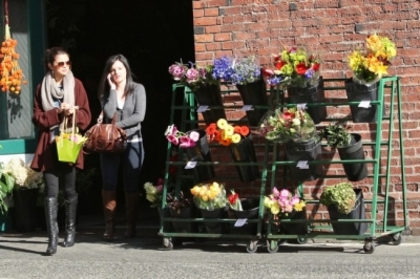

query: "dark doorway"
xmin=45 ymin=0 xmax=195 ymax=215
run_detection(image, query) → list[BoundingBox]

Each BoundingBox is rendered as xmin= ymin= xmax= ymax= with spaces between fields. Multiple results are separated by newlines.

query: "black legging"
xmin=43 ymin=164 xmax=77 ymax=200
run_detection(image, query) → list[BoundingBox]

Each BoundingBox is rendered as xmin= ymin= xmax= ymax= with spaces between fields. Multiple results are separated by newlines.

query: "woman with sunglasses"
xmin=97 ymin=54 xmax=146 ymax=241
xmin=31 ymin=47 xmax=91 ymax=255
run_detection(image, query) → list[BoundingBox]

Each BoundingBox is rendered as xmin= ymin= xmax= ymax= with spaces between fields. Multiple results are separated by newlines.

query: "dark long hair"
xmin=97 ymin=54 xmax=136 ymax=100
xmin=43 ymin=47 xmax=69 ymax=72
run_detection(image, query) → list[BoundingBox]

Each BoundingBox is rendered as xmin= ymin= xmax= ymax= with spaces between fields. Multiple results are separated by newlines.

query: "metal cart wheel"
xmin=266 ymin=240 xmax=279 ymax=253
xmin=246 ymin=240 xmax=258 ymax=253
xmin=296 ymin=237 xmax=308 ymax=244
xmin=363 ymin=241 xmax=375 ymax=254
xmin=391 ymin=233 xmax=402 ymax=245
xmin=162 ymin=238 xmax=173 ymax=251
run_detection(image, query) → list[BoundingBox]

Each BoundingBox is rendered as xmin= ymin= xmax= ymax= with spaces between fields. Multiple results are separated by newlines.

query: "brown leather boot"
xmin=102 ymin=190 xmax=117 ymax=241
xmin=124 ymin=191 xmax=139 ymax=238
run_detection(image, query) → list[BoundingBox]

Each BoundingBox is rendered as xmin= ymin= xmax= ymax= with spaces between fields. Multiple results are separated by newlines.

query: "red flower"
xmin=206 ymin=123 xmax=217 ymax=135
xmin=312 ymin=63 xmax=320 ymax=72
xmin=295 ymin=62 xmax=308 ymax=75
xmin=228 ymin=193 xmax=239 ymax=205
xmin=262 ymin=67 xmax=275 ymax=77
xmin=283 ymin=111 xmax=295 ymax=120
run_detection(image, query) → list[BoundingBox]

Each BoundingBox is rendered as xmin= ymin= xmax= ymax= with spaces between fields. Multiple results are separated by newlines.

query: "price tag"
xmin=358 ymin=101 xmax=371 ymax=108
xmin=241 ymin=105 xmax=253 ymax=111
xmin=296 ymin=161 xmax=309 ymax=169
xmin=184 ymin=161 xmax=197 ymax=169
xmin=197 ymin=105 xmax=208 ymax=113
xmin=234 ymin=218 xmax=248 ymax=227
xmin=297 ymin=103 xmax=307 ymax=110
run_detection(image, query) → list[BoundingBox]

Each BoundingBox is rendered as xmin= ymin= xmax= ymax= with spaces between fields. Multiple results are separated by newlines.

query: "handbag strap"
xmin=97 ymin=110 xmax=117 ymax=125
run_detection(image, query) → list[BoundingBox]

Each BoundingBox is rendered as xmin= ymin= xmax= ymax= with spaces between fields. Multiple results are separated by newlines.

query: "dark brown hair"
xmin=43 ymin=47 xmax=69 ymax=72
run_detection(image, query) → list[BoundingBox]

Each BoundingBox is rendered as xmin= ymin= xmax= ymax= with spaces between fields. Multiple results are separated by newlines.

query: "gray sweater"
xmin=101 ymin=83 xmax=146 ymax=140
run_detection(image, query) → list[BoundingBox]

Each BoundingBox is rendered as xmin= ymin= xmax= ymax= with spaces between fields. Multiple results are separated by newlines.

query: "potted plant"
xmin=166 ymin=190 xmax=194 ymax=233
xmin=190 ymin=181 xmax=228 ymax=233
xmin=262 ymin=47 xmax=325 ymax=124
xmin=346 ymin=33 xmax=397 ymax=122
xmin=212 ymin=55 xmax=267 ymax=126
xmin=165 ymin=124 xmax=215 ymax=183
xmin=263 ymin=187 xmax=307 ymax=235
xmin=227 ymin=189 xmax=260 ymax=235
xmin=168 ymin=61 xmax=225 ymax=125
xmin=258 ymin=107 xmax=322 ymax=181
xmin=0 ymin=161 xmax=15 ymax=232
xmin=321 ymin=123 xmax=368 ymax=181
xmin=206 ymin=118 xmax=259 ymax=182
xmin=320 ymin=182 xmax=367 ymax=235
xmin=3 ymin=157 xmax=43 ymax=232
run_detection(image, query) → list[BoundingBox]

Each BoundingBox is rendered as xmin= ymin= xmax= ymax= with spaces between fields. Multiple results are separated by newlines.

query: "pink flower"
xmin=155 ymin=185 xmax=163 ymax=192
xmin=179 ymin=136 xmax=196 ymax=148
xmin=189 ymin=131 xmax=200 ymax=142
xmin=168 ymin=64 xmax=186 ymax=80
xmin=272 ymin=187 xmax=280 ymax=197
xmin=186 ymin=68 xmax=200 ymax=83
xmin=167 ymin=134 xmax=179 ymax=145
xmin=280 ymin=189 xmax=290 ymax=199
xmin=291 ymin=196 xmax=300 ymax=205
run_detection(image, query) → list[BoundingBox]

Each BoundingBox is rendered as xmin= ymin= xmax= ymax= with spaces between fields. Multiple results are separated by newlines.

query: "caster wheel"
xmin=363 ymin=242 xmax=375 ymax=254
xmin=246 ymin=241 xmax=258 ymax=253
xmin=391 ymin=233 xmax=402 ymax=245
xmin=267 ymin=241 xmax=279 ymax=253
xmin=296 ymin=237 xmax=307 ymax=244
xmin=162 ymin=238 xmax=173 ymax=251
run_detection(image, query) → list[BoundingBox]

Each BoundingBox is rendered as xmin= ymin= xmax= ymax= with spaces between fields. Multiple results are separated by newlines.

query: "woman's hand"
xmin=107 ymin=73 xmax=116 ymax=90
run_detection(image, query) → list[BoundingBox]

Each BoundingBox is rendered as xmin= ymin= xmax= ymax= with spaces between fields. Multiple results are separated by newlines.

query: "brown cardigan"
xmin=31 ymin=78 xmax=92 ymax=172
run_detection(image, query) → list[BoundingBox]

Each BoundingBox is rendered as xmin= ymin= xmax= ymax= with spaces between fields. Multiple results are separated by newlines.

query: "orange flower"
xmin=233 ymin=126 xmax=241 ymax=134
xmin=239 ymin=126 xmax=249 ymax=137
xmin=206 ymin=123 xmax=217 ymax=135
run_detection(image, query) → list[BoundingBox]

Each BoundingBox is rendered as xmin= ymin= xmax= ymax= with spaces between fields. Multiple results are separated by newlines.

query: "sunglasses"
xmin=55 ymin=61 xmax=72 ymax=67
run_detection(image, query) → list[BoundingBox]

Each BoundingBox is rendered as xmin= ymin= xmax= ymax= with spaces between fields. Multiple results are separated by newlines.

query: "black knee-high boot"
xmin=44 ymin=197 xmax=59 ymax=255
xmin=63 ymin=195 xmax=78 ymax=247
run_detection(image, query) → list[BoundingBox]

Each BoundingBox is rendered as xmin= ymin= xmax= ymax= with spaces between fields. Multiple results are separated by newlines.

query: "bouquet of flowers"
xmin=166 ymin=190 xmax=191 ymax=214
xmin=205 ymin=118 xmax=250 ymax=146
xmin=168 ymin=60 xmax=218 ymax=91
xmin=258 ymin=107 xmax=317 ymax=143
xmin=212 ymin=55 xmax=261 ymax=85
xmin=3 ymin=157 xmax=43 ymax=190
xmin=164 ymin=124 xmax=200 ymax=148
xmin=143 ymin=179 xmax=163 ymax=208
xmin=348 ymin=33 xmax=397 ymax=84
xmin=262 ymin=47 xmax=320 ymax=88
xmin=227 ymin=189 xmax=242 ymax=211
xmin=264 ymin=187 xmax=305 ymax=216
xmin=190 ymin=181 xmax=227 ymax=210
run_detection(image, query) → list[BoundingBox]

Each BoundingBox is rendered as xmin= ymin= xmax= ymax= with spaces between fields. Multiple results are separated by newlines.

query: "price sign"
xmin=241 ymin=105 xmax=253 ymax=111
xmin=184 ymin=161 xmax=197 ymax=169
xmin=296 ymin=161 xmax=309 ymax=169
xmin=234 ymin=218 xmax=248 ymax=227
xmin=358 ymin=101 xmax=371 ymax=108
xmin=197 ymin=105 xmax=208 ymax=113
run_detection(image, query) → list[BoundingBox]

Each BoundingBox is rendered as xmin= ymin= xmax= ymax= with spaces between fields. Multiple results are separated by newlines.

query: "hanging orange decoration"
xmin=0 ymin=0 xmax=26 ymax=94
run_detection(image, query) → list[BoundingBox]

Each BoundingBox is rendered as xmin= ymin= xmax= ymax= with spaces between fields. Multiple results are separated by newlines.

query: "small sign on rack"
xmin=358 ymin=101 xmax=371 ymax=108
xmin=185 ymin=161 xmax=197 ymax=169
xmin=241 ymin=105 xmax=253 ymax=111
xmin=296 ymin=160 xmax=309 ymax=169
xmin=197 ymin=105 xmax=208 ymax=113
xmin=234 ymin=218 xmax=248 ymax=227
xmin=297 ymin=103 xmax=307 ymax=110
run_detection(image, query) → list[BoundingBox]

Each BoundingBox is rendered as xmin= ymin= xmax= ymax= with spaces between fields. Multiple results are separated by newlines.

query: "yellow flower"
xmin=270 ymin=202 xmax=280 ymax=215
xmin=294 ymin=200 xmax=306 ymax=212
xmin=202 ymin=195 xmax=208 ymax=202
xmin=231 ymin=133 xmax=241 ymax=144
xmin=217 ymin=118 xmax=228 ymax=129
xmin=190 ymin=186 xmax=200 ymax=196
xmin=224 ymin=125 xmax=234 ymax=136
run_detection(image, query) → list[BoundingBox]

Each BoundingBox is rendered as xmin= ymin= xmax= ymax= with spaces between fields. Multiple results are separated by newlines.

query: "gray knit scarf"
xmin=41 ymin=70 xmax=75 ymax=131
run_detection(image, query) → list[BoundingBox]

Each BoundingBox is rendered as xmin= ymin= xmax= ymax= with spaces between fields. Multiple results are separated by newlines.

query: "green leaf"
xmin=2 ymin=173 xmax=14 ymax=193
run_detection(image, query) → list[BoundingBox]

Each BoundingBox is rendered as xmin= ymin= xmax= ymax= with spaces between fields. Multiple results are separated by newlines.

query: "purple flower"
xmin=168 ymin=64 xmax=186 ymax=80
xmin=304 ymin=68 xmax=315 ymax=79
xmin=186 ymin=68 xmax=200 ymax=83
xmin=280 ymin=189 xmax=290 ymax=198
xmin=212 ymin=56 xmax=235 ymax=81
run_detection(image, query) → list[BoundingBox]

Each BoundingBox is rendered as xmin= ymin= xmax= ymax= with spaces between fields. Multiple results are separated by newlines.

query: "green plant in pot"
xmin=320 ymin=182 xmax=356 ymax=214
xmin=322 ymin=123 xmax=367 ymax=181
xmin=0 ymin=162 xmax=15 ymax=214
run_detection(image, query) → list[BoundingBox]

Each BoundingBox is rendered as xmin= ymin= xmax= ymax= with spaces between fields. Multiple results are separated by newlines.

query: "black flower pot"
xmin=287 ymin=77 xmax=326 ymax=124
xmin=229 ymin=137 xmax=260 ymax=182
xmin=279 ymin=208 xmax=307 ymax=235
xmin=13 ymin=188 xmax=38 ymax=232
xmin=199 ymin=206 xmax=229 ymax=234
xmin=230 ymin=198 xmax=260 ymax=235
xmin=191 ymin=84 xmax=226 ymax=125
xmin=236 ymin=79 xmax=268 ymax=126
xmin=327 ymin=189 xmax=368 ymax=235
xmin=169 ymin=207 xmax=195 ymax=233
xmin=337 ymin=133 xmax=368 ymax=181
xmin=185 ymin=129 xmax=215 ymax=183
xmin=345 ymin=79 xmax=379 ymax=123
xmin=285 ymin=139 xmax=323 ymax=181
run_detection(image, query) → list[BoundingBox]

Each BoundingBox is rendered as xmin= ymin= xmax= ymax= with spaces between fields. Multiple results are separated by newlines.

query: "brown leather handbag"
xmin=83 ymin=112 xmax=127 ymax=154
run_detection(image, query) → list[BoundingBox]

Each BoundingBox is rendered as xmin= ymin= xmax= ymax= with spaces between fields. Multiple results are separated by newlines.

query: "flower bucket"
xmin=169 ymin=207 xmax=195 ymax=233
xmin=191 ymin=84 xmax=226 ymax=125
xmin=236 ymin=79 xmax=268 ymax=126
xmin=285 ymin=139 xmax=323 ymax=181
xmin=14 ymin=188 xmax=39 ymax=232
xmin=345 ymin=78 xmax=379 ymax=123
xmin=287 ymin=77 xmax=326 ymax=124
xmin=327 ymin=189 xmax=368 ymax=236
xmin=184 ymin=129 xmax=215 ymax=183
xmin=279 ymin=208 xmax=307 ymax=236
xmin=229 ymin=136 xmax=260 ymax=182
xmin=230 ymin=198 xmax=260 ymax=235
xmin=337 ymin=133 xmax=368 ymax=181
xmin=199 ymin=206 xmax=229 ymax=234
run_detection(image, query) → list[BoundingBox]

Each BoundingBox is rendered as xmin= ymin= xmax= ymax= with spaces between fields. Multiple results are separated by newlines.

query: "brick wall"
xmin=191 ymin=0 xmax=420 ymax=234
